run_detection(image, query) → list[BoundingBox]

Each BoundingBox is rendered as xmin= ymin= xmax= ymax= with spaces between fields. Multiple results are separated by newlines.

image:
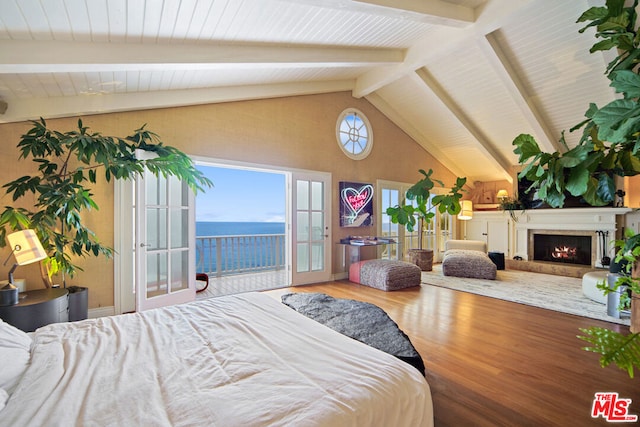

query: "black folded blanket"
xmin=281 ymin=292 xmax=425 ymax=376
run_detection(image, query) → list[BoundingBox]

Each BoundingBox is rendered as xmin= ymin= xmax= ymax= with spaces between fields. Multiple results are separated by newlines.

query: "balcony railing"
xmin=196 ymin=234 xmax=286 ymax=277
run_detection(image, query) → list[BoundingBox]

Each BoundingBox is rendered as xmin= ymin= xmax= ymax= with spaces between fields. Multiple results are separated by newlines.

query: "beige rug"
xmin=421 ymin=265 xmax=630 ymax=326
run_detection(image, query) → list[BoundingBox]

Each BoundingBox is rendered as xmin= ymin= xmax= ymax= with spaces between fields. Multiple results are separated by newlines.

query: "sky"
xmin=195 ymin=165 xmax=286 ymax=222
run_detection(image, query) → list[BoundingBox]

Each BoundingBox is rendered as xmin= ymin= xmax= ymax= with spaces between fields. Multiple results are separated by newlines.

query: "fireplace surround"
xmin=514 ymin=207 xmax=630 ymax=269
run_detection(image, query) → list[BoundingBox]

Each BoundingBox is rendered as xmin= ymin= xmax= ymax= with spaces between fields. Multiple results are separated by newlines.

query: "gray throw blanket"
xmin=281 ymin=292 xmax=425 ymax=376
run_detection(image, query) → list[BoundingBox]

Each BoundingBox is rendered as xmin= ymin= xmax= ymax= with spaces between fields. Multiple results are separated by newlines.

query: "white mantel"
xmin=513 ymin=207 xmax=631 ymax=267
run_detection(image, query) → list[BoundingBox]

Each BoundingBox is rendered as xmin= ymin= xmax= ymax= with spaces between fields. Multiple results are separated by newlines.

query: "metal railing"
xmin=196 ymin=234 xmax=286 ymax=277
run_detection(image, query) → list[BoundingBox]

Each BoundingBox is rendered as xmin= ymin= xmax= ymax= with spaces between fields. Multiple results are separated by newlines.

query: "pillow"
xmin=0 ymin=319 xmax=32 ymax=393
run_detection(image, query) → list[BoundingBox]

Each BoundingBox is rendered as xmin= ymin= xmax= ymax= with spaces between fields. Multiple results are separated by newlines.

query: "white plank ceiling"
xmin=0 ymin=0 xmax=616 ymax=183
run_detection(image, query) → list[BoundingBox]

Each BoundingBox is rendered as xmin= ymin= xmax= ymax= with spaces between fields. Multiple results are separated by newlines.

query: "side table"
xmin=0 ymin=288 xmax=69 ymax=332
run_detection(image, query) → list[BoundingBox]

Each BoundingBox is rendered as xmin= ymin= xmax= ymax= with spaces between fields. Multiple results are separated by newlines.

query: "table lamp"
xmin=1 ymin=229 xmax=48 ymax=306
xmin=457 ymin=200 xmax=473 ymax=239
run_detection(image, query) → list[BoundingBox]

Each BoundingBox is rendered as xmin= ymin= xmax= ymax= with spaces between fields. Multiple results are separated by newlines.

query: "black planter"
xmin=67 ymin=286 xmax=88 ymax=321
xmin=609 ymin=257 xmax=629 ymax=274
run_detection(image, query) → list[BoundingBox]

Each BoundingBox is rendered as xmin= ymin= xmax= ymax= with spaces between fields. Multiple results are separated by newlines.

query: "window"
xmin=336 ymin=108 xmax=373 ymax=160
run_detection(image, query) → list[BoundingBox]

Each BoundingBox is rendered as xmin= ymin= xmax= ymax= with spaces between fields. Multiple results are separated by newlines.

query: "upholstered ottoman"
xmin=582 ymin=270 xmax=607 ymax=304
xmin=349 ymin=259 xmax=421 ymax=291
xmin=442 ymin=249 xmax=497 ymax=280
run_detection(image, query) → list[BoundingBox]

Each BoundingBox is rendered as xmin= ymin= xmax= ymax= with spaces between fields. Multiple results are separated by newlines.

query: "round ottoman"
xmin=582 ymin=271 xmax=607 ymax=304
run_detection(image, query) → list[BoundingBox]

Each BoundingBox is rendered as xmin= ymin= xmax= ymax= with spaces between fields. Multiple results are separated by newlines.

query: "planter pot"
xmin=631 ymin=264 xmax=640 ymax=334
xmin=408 ymin=249 xmax=433 ymax=271
xmin=632 ymin=292 xmax=640 ymax=334
xmin=67 ymin=286 xmax=88 ymax=322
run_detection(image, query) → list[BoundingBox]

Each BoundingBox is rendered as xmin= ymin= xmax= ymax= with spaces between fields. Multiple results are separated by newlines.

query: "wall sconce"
xmin=496 ymin=189 xmax=509 ymax=202
xmin=1 ymin=230 xmax=47 ymax=306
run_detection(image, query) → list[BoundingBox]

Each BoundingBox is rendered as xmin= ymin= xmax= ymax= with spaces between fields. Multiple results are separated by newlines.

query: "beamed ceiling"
xmin=0 ymin=0 xmax=617 ymax=183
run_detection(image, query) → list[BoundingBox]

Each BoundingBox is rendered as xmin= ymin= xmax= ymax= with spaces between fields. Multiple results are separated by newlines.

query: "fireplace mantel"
xmin=513 ymin=207 xmax=631 ymax=267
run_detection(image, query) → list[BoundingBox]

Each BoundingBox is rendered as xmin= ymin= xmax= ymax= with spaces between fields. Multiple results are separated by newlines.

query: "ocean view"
xmin=196 ymin=221 xmax=285 ymax=237
xmin=196 ymin=222 xmax=286 ymax=274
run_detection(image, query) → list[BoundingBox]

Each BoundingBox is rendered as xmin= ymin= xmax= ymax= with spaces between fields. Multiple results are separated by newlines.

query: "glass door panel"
xmin=136 ymin=152 xmax=195 ymax=311
xmin=291 ymin=171 xmax=331 ymax=284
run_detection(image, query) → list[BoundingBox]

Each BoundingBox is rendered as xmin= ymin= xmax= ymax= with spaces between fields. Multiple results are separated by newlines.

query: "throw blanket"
xmin=281 ymin=293 xmax=425 ymax=375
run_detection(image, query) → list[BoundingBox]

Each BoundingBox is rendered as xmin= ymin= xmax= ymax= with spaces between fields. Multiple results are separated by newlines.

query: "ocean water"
xmin=196 ymin=221 xmax=285 ymax=237
xmin=196 ymin=222 xmax=285 ymax=273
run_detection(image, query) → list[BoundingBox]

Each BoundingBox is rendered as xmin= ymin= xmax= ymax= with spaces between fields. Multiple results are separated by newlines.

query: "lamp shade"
xmin=496 ymin=189 xmax=509 ymax=200
xmin=458 ymin=200 xmax=473 ymax=220
xmin=7 ymin=229 xmax=48 ymax=266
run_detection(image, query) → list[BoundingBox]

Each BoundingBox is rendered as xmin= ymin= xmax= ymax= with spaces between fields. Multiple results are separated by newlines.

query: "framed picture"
xmin=340 ymin=181 xmax=374 ymax=227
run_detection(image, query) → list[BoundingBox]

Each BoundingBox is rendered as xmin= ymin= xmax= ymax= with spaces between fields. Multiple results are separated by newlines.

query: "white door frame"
xmin=114 ymin=158 xmax=332 ymax=313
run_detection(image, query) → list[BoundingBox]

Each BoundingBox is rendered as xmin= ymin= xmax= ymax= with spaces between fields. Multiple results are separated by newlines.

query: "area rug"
xmin=281 ymin=292 xmax=425 ymax=375
xmin=422 ymin=265 xmax=630 ymax=326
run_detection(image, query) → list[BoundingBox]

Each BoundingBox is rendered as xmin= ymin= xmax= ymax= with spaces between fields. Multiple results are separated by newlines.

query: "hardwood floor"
xmin=265 ymin=280 xmax=639 ymax=427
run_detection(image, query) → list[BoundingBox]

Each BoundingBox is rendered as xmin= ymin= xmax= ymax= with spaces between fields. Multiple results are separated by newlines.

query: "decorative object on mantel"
xmin=511 ymin=1 xmax=639 ymax=378
xmin=386 ymin=169 xmax=466 ymax=270
xmin=498 ymin=196 xmax=524 ymax=222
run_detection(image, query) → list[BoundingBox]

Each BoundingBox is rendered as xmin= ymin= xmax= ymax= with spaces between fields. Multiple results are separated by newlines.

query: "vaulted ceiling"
xmin=0 ymin=0 xmax=616 ymax=184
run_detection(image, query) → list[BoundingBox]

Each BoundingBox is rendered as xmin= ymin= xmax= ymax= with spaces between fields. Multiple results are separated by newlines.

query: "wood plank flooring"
xmin=265 ymin=280 xmax=639 ymax=427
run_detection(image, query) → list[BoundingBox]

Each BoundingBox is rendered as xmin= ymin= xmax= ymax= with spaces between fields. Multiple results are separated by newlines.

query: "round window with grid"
xmin=336 ymin=108 xmax=373 ymax=160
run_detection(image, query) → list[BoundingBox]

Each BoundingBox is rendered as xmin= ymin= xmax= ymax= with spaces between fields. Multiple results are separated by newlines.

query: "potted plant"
xmin=386 ymin=168 xmax=466 ymax=270
xmin=498 ymin=196 xmax=524 ymax=222
xmin=0 ymin=118 xmax=212 ymax=319
xmin=512 ymin=0 xmax=639 ymax=377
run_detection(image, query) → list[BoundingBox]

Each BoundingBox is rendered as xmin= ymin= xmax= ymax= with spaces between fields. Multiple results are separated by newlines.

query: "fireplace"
xmin=513 ymin=207 xmax=630 ymax=274
xmin=532 ymin=233 xmax=592 ymax=266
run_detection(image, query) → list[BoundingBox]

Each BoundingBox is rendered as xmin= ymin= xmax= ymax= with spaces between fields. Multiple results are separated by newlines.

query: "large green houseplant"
xmin=386 ymin=168 xmax=466 ymax=269
xmin=0 ymin=118 xmax=212 ymax=290
xmin=512 ymin=0 xmax=639 ymax=377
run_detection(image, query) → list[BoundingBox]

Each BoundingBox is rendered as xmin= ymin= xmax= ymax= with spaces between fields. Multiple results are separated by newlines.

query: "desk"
xmin=338 ymin=239 xmax=397 ymax=277
xmin=0 ymin=288 xmax=69 ymax=332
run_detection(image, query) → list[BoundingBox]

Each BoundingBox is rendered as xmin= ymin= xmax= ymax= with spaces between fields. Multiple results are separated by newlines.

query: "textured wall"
xmin=0 ymin=91 xmax=457 ymax=309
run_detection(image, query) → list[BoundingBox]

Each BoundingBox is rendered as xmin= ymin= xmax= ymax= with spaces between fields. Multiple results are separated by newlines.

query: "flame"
xmin=551 ymin=246 xmax=577 ymax=259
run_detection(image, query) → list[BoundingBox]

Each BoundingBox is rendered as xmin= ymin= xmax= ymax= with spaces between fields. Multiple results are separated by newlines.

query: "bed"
xmin=1 ymin=292 xmax=433 ymax=426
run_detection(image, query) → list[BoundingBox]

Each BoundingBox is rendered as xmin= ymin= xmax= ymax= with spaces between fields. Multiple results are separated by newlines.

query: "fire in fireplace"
xmin=533 ymin=234 xmax=592 ymax=266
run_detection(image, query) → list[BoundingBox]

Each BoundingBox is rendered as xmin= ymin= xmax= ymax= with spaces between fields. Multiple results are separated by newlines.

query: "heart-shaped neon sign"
xmin=341 ymin=184 xmax=374 ymax=218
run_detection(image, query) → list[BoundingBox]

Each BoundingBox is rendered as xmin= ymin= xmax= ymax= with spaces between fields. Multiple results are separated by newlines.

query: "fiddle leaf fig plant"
xmin=386 ymin=168 xmax=466 ymax=250
xmin=511 ymin=0 xmax=640 ymax=377
xmin=0 ymin=117 xmax=212 ymax=287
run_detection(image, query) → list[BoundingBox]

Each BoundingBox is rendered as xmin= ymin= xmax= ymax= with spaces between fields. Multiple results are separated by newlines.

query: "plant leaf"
xmin=578 ymin=327 xmax=640 ymax=378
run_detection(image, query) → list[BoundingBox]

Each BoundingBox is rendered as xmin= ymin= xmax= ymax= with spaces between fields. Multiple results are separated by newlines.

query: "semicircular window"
xmin=336 ymin=108 xmax=373 ymax=160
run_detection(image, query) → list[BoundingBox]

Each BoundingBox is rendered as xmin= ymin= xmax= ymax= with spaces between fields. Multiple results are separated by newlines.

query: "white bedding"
xmin=2 ymin=292 xmax=433 ymax=426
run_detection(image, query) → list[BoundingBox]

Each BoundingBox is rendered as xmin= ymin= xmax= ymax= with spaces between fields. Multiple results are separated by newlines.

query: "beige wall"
xmin=0 ymin=91 xmax=457 ymax=309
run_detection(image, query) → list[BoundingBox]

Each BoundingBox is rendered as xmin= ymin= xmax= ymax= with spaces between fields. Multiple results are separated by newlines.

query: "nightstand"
xmin=0 ymin=288 xmax=69 ymax=332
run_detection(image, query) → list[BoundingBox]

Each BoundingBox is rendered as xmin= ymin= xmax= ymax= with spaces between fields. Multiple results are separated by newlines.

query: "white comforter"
xmin=2 ymin=293 xmax=432 ymax=427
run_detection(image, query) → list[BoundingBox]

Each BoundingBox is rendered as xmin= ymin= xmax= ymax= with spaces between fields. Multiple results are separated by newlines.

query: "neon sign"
xmin=340 ymin=182 xmax=374 ymax=227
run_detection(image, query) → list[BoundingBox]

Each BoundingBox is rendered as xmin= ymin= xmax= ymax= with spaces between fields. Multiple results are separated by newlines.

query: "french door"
xmin=377 ymin=180 xmax=454 ymax=263
xmin=134 ymin=152 xmax=196 ymax=311
xmin=291 ymin=171 xmax=331 ymax=285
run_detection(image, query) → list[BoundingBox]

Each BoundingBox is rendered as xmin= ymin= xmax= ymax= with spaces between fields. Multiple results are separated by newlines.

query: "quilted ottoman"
xmin=442 ymin=249 xmax=497 ymax=280
xmin=349 ymin=259 xmax=421 ymax=291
